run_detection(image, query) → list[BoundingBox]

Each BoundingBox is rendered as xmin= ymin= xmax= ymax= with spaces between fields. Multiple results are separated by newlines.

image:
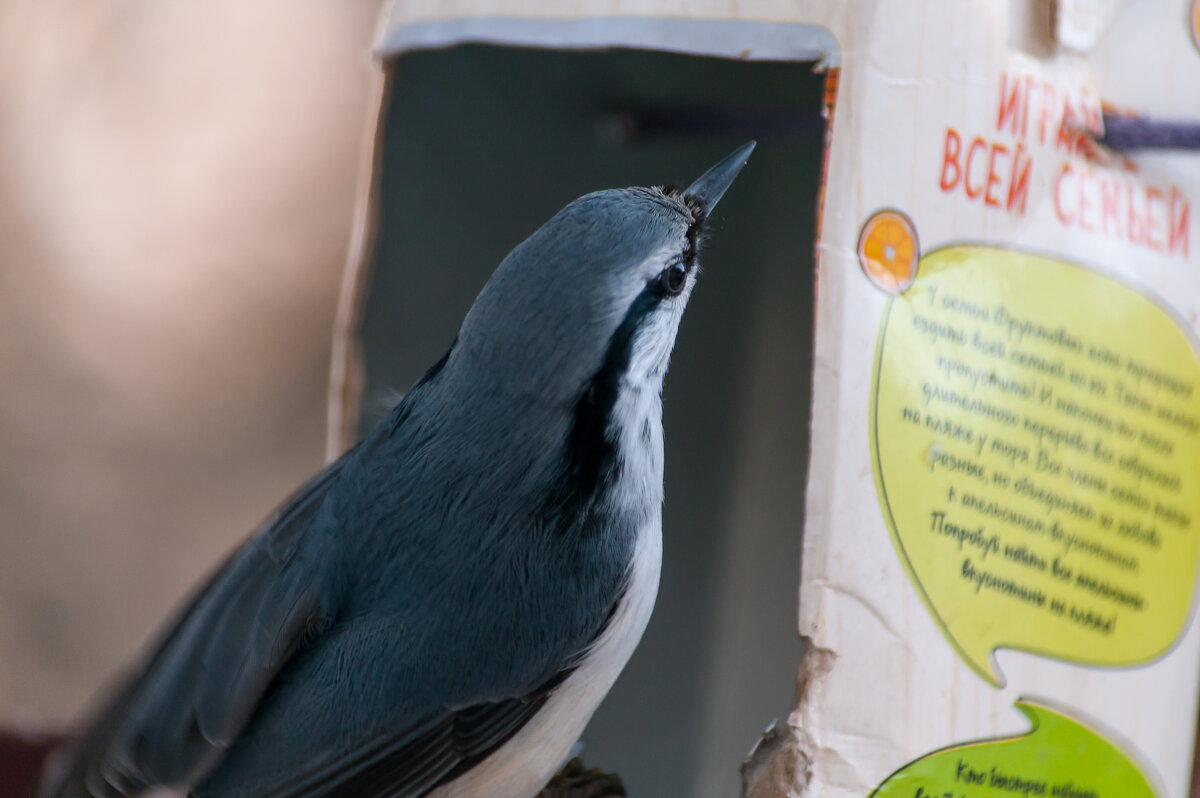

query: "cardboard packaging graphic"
xmin=334 ymin=2 xmax=1200 ymax=796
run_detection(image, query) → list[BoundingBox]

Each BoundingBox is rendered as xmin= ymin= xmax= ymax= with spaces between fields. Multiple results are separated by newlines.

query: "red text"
xmin=996 ymin=71 xmax=1102 ymax=153
xmin=939 ymin=127 xmax=1032 ymax=215
xmin=1054 ymin=163 xmax=1191 ymax=258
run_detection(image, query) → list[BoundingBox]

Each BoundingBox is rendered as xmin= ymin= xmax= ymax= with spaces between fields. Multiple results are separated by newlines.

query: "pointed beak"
xmin=684 ymin=141 xmax=756 ymax=213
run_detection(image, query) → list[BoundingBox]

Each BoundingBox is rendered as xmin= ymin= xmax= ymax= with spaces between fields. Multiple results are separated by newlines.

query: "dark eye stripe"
xmin=552 ymin=288 xmax=666 ymax=521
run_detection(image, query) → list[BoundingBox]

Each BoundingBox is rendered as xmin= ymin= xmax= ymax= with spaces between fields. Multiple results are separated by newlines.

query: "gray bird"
xmin=43 ymin=142 xmax=755 ymax=798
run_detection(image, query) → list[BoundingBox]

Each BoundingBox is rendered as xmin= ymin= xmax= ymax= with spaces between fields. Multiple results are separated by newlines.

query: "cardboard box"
xmin=333 ymin=3 xmax=1200 ymax=796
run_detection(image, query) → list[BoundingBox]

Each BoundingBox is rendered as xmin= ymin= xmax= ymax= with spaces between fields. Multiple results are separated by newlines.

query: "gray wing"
xmin=44 ymin=461 xmax=347 ymax=798
xmin=194 ymin=681 xmax=569 ymax=798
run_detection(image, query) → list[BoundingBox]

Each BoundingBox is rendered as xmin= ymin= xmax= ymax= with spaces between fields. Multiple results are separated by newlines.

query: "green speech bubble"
xmin=871 ymin=246 xmax=1200 ymax=685
xmin=869 ymin=700 xmax=1158 ymax=798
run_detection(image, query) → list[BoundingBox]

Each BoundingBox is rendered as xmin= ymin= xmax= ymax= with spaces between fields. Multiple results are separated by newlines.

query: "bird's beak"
xmin=685 ymin=141 xmax=756 ymax=212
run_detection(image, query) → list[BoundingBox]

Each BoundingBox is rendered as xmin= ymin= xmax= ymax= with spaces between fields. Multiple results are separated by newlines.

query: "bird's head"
xmin=453 ymin=142 xmax=755 ymax=410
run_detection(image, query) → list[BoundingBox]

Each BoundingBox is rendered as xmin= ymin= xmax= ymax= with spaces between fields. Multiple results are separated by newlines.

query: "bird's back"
xmin=47 ymin=349 xmax=654 ymax=798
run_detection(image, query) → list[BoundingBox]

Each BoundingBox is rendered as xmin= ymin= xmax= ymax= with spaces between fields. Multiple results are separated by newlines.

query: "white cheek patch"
xmin=628 ymin=305 xmax=680 ymax=383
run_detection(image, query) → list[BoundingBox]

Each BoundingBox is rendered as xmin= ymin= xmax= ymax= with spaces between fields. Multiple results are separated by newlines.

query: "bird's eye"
xmin=657 ymin=263 xmax=688 ymax=296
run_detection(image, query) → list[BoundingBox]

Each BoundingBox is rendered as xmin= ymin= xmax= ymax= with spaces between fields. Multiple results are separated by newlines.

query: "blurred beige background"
xmin=0 ymin=0 xmax=384 ymax=727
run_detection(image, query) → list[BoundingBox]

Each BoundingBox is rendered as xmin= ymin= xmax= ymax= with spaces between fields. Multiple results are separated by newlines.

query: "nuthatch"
xmin=44 ymin=142 xmax=755 ymax=798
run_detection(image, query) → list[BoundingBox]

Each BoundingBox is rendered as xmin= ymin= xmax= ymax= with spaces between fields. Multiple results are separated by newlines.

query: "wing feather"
xmin=207 ymin=688 xmax=560 ymax=798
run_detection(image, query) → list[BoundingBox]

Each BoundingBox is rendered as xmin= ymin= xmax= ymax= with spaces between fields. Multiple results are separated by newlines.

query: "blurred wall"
xmin=0 ymin=0 xmax=383 ymax=726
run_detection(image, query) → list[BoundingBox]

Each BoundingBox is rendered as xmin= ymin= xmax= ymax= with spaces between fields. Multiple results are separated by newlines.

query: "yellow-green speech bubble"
xmin=871 ymin=246 xmax=1200 ymax=685
xmin=869 ymin=700 xmax=1158 ymax=798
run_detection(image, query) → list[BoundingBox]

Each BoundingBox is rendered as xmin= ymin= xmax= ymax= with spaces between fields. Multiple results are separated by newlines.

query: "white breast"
xmin=430 ymin=517 xmax=663 ymax=798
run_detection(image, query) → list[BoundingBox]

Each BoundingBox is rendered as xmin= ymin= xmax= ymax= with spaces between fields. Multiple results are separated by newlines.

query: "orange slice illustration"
xmin=857 ymin=210 xmax=919 ymax=293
